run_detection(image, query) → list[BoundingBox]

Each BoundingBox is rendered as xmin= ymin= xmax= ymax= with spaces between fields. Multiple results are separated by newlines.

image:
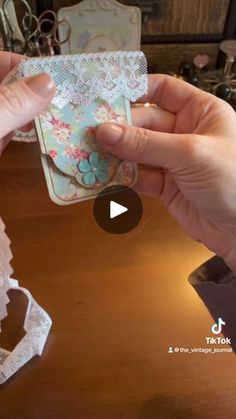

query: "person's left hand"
xmin=0 ymin=51 xmax=56 ymax=155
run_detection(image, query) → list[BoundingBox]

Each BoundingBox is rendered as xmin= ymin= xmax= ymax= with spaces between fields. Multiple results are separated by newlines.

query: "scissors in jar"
xmin=23 ymin=9 xmax=71 ymax=56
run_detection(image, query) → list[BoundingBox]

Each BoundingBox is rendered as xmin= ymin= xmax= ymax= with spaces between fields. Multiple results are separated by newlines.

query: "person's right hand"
xmin=96 ymin=75 xmax=236 ymax=273
xmin=0 ymin=51 xmax=55 ymax=155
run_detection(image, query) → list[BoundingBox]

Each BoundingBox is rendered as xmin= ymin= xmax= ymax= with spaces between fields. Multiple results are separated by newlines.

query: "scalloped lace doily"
xmin=0 ymin=219 xmax=52 ymax=384
xmin=4 ymin=51 xmax=148 ymax=109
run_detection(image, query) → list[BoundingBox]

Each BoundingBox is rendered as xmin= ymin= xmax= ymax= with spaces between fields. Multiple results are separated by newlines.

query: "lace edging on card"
xmin=4 ymin=51 xmax=148 ymax=109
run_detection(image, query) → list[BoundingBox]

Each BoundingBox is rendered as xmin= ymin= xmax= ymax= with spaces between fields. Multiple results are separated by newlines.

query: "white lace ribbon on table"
xmin=13 ymin=129 xmax=37 ymax=143
xmin=4 ymin=51 xmax=148 ymax=109
xmin=0 ymin=219 xmax=52 ymax=384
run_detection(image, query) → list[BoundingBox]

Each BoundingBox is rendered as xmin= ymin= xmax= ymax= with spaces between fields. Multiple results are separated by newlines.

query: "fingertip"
xmin=24 ymin=73 xmax=55 ymax=99
xmin=96 ymin=123 xmax=124 ymax=147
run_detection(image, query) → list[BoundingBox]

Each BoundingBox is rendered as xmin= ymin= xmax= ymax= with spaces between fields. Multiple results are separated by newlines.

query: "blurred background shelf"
xmin=50 ymin=0 xmax=236 ymax=72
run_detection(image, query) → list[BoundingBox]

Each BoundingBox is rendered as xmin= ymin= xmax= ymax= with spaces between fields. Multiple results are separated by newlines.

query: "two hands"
xmin=1 ymin=52 xmax=236 ymax=273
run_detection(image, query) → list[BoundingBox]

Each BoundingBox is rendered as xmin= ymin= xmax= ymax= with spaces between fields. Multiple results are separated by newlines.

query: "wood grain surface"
xmin=122 ymin=0 xmax=230 ymax=35
xmin=0 ymin=141 xmax=236 ymax=419
xmin=53 ymin=0 xmax=230 ymax=35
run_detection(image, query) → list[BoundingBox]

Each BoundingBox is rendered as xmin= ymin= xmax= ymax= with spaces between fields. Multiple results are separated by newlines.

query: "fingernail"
xmin=25 ymin=73 xmax=55 ymax=97
xmin=98 ymin=123 xmax=123 ymax=146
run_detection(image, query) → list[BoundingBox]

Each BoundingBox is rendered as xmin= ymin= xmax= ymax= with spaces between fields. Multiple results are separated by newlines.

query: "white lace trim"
xmin=13 ymin=129 xmax=37 ymax=143
xmin=4 ymin=51 xmax=148 ymax=109
xmin=0 ymin=219 xmax=52 ymax=384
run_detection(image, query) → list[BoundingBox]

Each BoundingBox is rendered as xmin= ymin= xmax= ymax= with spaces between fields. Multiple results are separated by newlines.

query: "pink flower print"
xmin=62 ymin=146 xmax=89 ymax=161
xmin=51 ymin=116 xmax=72 ymax=145
xmin=85 ymin=126 xmax=96 ymax=137
xmin=51 ymin=116 xmax=71 ymax=130
xmin=41 ymin=110 xmax=53 ymax=131
xmin=72 ymin=147 xmax=89 ymax=161
xmin=94 ymin=103 xmax=124 ymax=123
xmin=94 ymin=103 xmax=115 ymax=122
xmin=49 ymin=149 xmax=58 ymax=159
xmin=62 ymin=146 xmax=74 ymax=159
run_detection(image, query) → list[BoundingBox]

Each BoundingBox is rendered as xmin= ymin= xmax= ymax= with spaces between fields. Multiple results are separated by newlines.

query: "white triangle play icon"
xmin=110 ymin=201 xmax=128 ymax=219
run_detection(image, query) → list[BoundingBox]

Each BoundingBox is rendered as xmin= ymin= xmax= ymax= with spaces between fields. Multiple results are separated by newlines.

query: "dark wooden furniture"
xmin=0 ymin=137 xmax=236 ymax=419
xmin=52 ymin=0 xmax=236 ymax=72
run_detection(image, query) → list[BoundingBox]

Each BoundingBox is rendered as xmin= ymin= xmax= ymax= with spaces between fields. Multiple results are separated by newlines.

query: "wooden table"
xmin=0 ymin=141 xmax=236 ymax=419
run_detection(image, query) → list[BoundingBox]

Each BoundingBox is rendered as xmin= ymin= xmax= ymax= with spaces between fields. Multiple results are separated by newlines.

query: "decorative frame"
xmin=57 ymin=0 xmax=141 ymax=54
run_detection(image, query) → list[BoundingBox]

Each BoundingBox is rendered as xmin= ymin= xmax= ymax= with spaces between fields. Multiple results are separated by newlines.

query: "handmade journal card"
xmin=5 ymin=51 xmax=148 ymax=205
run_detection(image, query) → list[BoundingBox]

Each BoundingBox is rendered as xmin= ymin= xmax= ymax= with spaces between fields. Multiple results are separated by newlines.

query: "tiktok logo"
xmin=211 ymin=318 xmax=226 ymax=335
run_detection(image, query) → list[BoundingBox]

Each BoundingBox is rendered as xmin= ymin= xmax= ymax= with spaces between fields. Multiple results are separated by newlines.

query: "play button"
xmin=93 ymin=186 xmax=143 ymax=234
xmin=110 ymin=201 xmax=128 ymax=219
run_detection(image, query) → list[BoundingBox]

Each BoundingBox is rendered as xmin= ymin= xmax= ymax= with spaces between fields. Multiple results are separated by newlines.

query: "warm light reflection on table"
xmin=0 ymin=142 xmax=235 ymax=419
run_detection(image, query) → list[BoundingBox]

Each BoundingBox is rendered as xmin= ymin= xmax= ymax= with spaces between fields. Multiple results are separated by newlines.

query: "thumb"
xmin=96 ymin=123 xmax=197 ymax=171
xmin=0 ymin=73 xmax=55 ymax=139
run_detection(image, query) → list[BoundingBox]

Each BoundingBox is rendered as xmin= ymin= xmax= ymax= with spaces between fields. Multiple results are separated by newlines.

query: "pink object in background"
xmin=193 ymin=54 xmax=210 ymax=69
